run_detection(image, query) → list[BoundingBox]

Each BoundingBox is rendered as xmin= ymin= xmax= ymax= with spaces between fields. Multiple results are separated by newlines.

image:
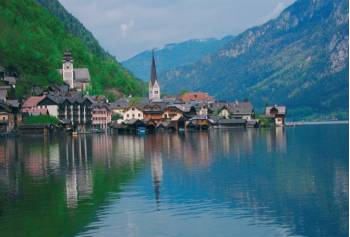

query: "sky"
xmin=58 ymin=0 xmax=295 ymax=61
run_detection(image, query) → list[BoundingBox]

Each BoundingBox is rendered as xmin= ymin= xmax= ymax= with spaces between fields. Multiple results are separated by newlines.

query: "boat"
xmin=137 ymin=127 xmax=146 ymax=135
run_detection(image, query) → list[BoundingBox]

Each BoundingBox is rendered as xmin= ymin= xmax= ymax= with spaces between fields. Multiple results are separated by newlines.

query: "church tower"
xmin=149 ymin=50 xmax=161 ymax=101
xmin=62 ymin=51 xmax=74 ymax=88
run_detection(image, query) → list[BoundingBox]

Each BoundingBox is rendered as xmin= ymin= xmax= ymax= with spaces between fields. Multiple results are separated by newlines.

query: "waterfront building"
xmin=265 ymin=105 xmax=287 ymax=126
xmin=143 ymin=102 xmax=166 ymax=122
xmin=58 ymin=51 xmax=90 ymax=92
xmin=21 ymin=96 xmax=48 ymax=115
xmin=149 ymin=51 xmax=161 ymax=101
xmin=37 ymin=95 xmax=63 ymax=118
xmin=91 ymin=103 xmax=112 ymax=129
xmin=0 ymin=100 xmax=21 ymax=133
xmin=218 ymin=101 xmax=254 ymax=120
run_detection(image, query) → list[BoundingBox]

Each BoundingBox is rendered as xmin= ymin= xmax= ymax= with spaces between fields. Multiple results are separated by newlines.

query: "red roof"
xmin=178 ymin=92 xmax=213 ymax=102
xmin=22 ymin=96 xmax=45 ymax=108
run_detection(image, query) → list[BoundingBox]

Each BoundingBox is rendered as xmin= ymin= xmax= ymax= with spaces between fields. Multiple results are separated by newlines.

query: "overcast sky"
xmin=58 ymin=0 xmax=294 ymax=61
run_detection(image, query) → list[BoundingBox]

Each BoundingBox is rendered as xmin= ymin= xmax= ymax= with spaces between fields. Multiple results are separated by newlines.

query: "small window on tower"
xmin=66 ymin=66 xmax=69 ymax=69
xmin=155 ymin=91 xmax=158 ymax=94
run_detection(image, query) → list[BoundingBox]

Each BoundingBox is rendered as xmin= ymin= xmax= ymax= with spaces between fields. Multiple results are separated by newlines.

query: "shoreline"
xmin=286 ymin=120 xmax=349 ymax=126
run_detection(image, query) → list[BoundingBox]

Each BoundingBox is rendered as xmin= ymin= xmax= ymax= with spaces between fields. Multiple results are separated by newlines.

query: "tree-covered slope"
xmin=122 ymin=36 xmax=234 ymax=81
xmin=160 ymin=0 xmax=348 ymax=119
xmin=0 ymin=0 xmax=143 ymax=100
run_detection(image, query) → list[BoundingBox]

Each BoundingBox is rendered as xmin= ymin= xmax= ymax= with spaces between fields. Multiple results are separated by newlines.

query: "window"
xmin=127 ymin=114 xmax=129 ymax=118
xmin=155 ymin=91 xmax=158 ymax=94
xmin=138 ymin=113 xmax=141 ymax=117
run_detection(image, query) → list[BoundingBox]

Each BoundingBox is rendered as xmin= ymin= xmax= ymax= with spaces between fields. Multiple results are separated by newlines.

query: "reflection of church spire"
xmin=151 ymin=153 xmax=163 ymax=210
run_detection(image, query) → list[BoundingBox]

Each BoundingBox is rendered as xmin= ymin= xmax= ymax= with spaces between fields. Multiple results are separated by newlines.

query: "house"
xmin=37 ymin=95 xmax=64 ymax=118
xmin=91 ymin=103 xmax=112 ymax=129
xmin=143 ymin=102 xmax=166 ymax=122
xmin=231 ymin=101 xmax=254 ymax=120
xmin=0 ymin=100 xmax=22 ymax=133
xmin=58 ymin=51 xmax=90 ymax=92
xmin=21 ymin=96 xmax=48 ymax=116
xmin=163 ymin=104 xmax=196 ymax=121
xmin=218 ymin=105 xmax=230 ymax=119
xmin=265 ymin=105 xmax=287 ymax=126
xmin=123 ymin=106 xmax=144 ymax=121
xmin=149 ymin=51 xmax=161 ymax=101
xmin=187 ymin=115 xmax=213 ymax=130
xmin=58 ymin=96 xmax=95 ymax=129
xmin=178 ymin=92 xmax=214 ymax=103
xmin=110 ymin=98 xmax=129 ymax=116
xmin=218 ymin=101 xmax=254 ymax=120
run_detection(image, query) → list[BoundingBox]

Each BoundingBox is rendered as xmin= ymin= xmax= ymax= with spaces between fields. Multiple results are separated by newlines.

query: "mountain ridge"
xmin=159 ymin=0 xmax=348 ymax=119
xmin=122 ymin=36 xmax=235 ymax=81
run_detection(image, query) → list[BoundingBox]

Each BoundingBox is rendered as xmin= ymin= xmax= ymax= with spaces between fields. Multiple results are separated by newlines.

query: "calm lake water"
xmin=0 ymin=124 xmax=348 ymax=237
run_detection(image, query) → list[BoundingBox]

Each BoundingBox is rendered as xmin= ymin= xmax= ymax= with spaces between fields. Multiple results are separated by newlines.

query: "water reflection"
xmin=0 ymin=126 xmax=347 ymax=237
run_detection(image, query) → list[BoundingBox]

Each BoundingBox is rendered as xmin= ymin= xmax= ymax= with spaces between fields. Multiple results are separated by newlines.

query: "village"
xmin=0 ymin=51 xmax=286 ymax=135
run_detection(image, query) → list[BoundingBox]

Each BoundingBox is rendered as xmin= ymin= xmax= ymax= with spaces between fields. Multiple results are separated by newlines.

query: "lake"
xmin=0 ymin=124 xmax=348 ymax=237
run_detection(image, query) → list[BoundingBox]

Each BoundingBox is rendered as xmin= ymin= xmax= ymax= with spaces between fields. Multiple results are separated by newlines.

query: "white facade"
xmin=219 ymin=108 xmax=230 ymax=119
xmin=123 ymin=107 xmax=144 ymax=121
xmin=63 ymin=61 xmax=74 ymax=88
xmin=46 ymin=105 xmax=59 ymax=117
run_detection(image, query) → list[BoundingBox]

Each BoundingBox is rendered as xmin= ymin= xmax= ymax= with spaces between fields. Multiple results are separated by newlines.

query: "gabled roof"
xmin=110 ymin=98 xmax=129 ymax=109
xmin=265 ymin=106 xmax=286 ymax=116
xmin=218 ymin=101 xmax=254 ymax=115
xmin=22 ymin=96 xmax=45 ymax=108
xmin=4 ymin=76 xmax=16 ymax=85
xmin=58 ymin=68 xmax=91 ymax=82
xmin=74 ymin=68 xmax=90 ymax=82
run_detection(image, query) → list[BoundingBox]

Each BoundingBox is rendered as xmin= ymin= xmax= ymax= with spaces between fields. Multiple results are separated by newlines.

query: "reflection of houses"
xmin=266 ymin=127 xmax=287 ymax=153
xmin=63 ymin=136 xmax=93 ymax=208
xmin=265 ymin=105 xmax=286 ymax=126
xmin=151 ymin=153 xmax=163 ymax=209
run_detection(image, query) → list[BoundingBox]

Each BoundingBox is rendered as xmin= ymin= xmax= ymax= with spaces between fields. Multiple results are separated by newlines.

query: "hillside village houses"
xmin=0 ymin=50 xmax=286 ymax=134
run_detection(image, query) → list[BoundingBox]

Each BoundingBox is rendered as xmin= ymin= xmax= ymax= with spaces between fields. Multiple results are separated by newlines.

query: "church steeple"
xmin=149 ymin=50 xmax=160 ymax=101
xmin=150 ymin=50 xmax=158 ymax=86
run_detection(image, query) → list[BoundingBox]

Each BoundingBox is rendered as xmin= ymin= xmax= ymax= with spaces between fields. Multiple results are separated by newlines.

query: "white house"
xmin=123 ymin=106 xmax=144 ymax=121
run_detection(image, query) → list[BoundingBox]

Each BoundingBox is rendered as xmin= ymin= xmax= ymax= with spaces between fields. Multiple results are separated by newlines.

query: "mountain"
xmin=122 ymin=36 xmax=234 ymax=81
xmin=0 ymin=0 xmax=143 ymax=100
xmin=160 ymin=0 xmax=348 ymax=120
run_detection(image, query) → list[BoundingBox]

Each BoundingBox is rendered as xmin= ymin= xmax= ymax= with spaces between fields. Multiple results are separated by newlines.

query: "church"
xmin=58 ymin=51 xmax=90 ymax=92
xmin=149 ymin=51 xmax=161 ymax=101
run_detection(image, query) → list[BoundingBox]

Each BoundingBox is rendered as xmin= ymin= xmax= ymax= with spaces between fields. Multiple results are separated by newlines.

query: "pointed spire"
xmin=150 ymin=49 xmax=158 ymax=86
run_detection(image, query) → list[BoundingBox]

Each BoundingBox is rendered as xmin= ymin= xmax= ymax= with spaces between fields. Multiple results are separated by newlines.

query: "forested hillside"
xmin=0 ymin=0 xmax=143 ymax=100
